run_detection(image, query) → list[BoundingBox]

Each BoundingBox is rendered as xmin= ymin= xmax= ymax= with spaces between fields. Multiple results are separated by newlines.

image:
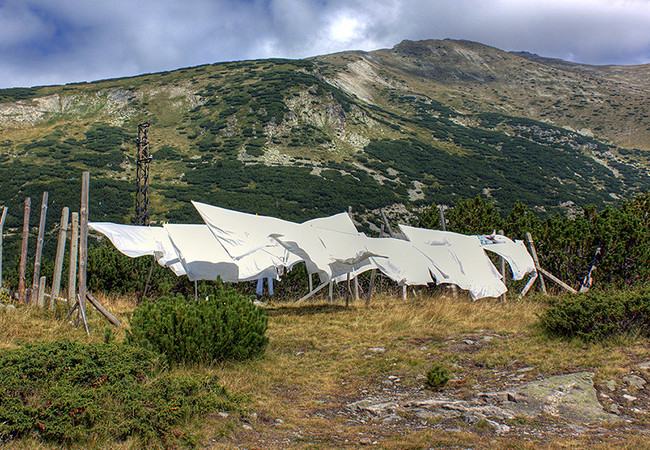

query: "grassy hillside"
xmin=0 ymin=39 xmax=648 ymax=233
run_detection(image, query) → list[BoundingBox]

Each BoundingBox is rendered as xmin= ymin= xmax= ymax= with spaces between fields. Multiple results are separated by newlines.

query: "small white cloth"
xmin=478 ymin=234 xmax=536 ymax=280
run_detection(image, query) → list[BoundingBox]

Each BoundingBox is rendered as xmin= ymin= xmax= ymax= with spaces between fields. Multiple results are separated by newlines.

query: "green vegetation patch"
xmin=127 ymin=286 xmax=269 ymax=364
xmin=540 ymin=288 xmax=650 ymax=342
xmin=0 ymin=340 xmax=235 ymax=447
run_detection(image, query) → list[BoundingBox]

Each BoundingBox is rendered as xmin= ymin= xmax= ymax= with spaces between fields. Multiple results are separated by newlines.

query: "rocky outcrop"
xmin=346 ymin=371 xmax=621 ymax=436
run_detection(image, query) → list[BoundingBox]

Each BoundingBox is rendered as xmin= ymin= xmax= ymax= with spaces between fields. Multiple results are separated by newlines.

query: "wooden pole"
xmin=366 ymin=269 xmax=376 ymax=306
xmin=86 ymin=292 xmax=122 ymax=327
xmin=438 ymin=206 xmax=458 ymax=298
xmin=51 ymin=207 xmax=69 ymax=309
xmin=380 ymin=208 xmax=394 ymax=238
xmin=438 ymin=205 xmax=446 ymax=230
xmin=354 ymin=276 xmax=359 ymax=301
xmin=67 ymin=212 xmax=79 ymax=309
xmin=328 ymin=280 xmax=333 ymax=302
xmin=402 ymin=285 xmax=407 ymax=301
xmin=518 ymin=273 xmax=538 ymax=299
xmin=296 ymin=279 xmax=329 ymax=304
xmin=539 ymin=268 xmax=577 ymax=294
xmin=37 ymin=276 xmax=46 ymax=308
xmin=18 ymin=197 xmax=31 ymax=304
xmin=346 ymin=272 xmax=350 ymax=307
xmin=31 ymin=191 xmax=48 ymax=304
xmin=308 ymin=272 xmax=313 ymax=292
xmin=0 ymin=206 xmax=7 ymax=289
xmin=78 ymin=173 xmax=90 ymax=335
xmin=525 ymin=232 xmax=547 ymax=295
xmin=499 ymin=229 xmax=507 ymax=302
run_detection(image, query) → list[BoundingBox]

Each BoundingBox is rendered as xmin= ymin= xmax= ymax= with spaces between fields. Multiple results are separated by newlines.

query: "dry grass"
xmin=2 ymin=291 xmax=649 ymax=448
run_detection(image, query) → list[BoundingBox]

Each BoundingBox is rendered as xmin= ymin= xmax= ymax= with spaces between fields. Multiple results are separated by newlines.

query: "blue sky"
xmin=1 ymin=0 xmax=649 ymax=89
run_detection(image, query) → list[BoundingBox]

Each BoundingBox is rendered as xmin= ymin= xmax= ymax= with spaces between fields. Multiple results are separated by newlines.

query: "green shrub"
xmin=539 ymin=288 xmax=650 ymax=342
xmin=426 ymin=365 xmax=450 ymax=390
xmin=0 ymin=340 xmax=235 ymax=446
xmin=127 ymin=286 xmax=269 ymax=364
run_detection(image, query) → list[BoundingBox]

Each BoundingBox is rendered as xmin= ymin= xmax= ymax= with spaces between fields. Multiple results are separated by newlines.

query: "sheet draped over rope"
xmin=90 ymin=202 xmax=536 ymax=299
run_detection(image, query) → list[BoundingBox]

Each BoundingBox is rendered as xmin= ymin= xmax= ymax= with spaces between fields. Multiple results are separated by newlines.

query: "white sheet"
xmin=400 ymin=225 xmax=507 ymax=299
xmin=192 ymin=200 xmax=298 ymax=260
xmin=271 ymin=212 xmax=379 ymax=282
xmin=478 ymin=234 xmax=536 ymax=280
xmin=89 ymin=222 xmax=186 ymax=276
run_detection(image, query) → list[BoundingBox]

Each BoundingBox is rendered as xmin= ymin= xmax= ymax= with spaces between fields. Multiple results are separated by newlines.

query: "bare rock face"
xmin=480 ymin=372 xmax=619 ymax=424
xmin=345 ymin=371 xmax=620 ymax=439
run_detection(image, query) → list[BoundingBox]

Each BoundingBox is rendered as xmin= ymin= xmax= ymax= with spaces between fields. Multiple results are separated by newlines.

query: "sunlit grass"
xmin=2 ymin=290 xmax=649 ymax=448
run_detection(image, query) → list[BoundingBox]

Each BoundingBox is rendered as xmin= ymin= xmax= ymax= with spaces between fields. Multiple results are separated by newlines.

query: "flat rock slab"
xmin=495 ymin=371 xmax=619 ymax=423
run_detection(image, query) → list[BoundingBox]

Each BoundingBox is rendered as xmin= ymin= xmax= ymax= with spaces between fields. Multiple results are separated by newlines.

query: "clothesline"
xmin=89 ymin=201 xmax=536 ymax=300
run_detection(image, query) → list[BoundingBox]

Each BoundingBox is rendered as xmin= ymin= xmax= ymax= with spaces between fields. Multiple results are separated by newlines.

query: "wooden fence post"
xmin=37 ymin=276 xmax=46 ymax=308
xmin=18 ymin=197 xmax=31 ymax=303
xmin=78 ymin=173 xmax=90 ymax=334
xmin=525 ymin=232 xmax=547 ymax=295
xmin=0 ymin=206 xmax=7 ymax=289
xmin=51 ymin=207 xmax=69 ymax=309
xmin=438 ymin=205 xmax=458 ymax=298
xmin=31 ymin=191 xmax=48 ymax=304
xmin=499 ymin=229 xmax=507 ymax=302
xmin=67 ymin=212 xmax=79 ymax=310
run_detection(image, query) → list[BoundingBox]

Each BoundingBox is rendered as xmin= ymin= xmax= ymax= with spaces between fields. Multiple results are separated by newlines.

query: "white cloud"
xmin=0 ymin=0 xmax=648 ymax=88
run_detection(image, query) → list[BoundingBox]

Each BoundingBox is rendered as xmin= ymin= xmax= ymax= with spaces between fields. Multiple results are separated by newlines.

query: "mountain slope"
xmin=0 ymin=39 xmax=648 ymax=231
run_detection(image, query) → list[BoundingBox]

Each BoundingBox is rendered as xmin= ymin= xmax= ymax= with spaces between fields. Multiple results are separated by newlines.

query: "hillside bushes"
xmin=0 ymin=340 xmax=235 ymax=447
xmin=539 ymin=288 xmax=650 ymax=342
xmin=418 ymin=193 xmax=650 ymax=289
xmin=127 ymin=286 xmax=269 ymax=364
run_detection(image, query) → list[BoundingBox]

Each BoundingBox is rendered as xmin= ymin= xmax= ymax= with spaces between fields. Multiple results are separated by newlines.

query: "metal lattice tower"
xmin=135 ymin=122 xmax=152 ymax=225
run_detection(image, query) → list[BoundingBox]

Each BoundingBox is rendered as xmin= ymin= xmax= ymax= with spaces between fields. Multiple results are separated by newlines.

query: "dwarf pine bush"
xmin=539 ymin=287 xmax=650 ymax=342
xmin=127 ymin=285 xmax=269 ymax=364
xmin=0 ymin=340 xmax=235 ymax=447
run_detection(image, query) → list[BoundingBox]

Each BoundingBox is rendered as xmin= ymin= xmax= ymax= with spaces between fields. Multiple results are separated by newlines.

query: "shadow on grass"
xmin=266 ymin=302 xmax=351 ymax=317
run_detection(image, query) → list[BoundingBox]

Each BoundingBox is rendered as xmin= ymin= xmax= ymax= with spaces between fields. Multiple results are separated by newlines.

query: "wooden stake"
xmin=366 ymin=269 xmax=376 ymax=306
xmin=78 ymin=172 xmax=90 ymax=335
xmin=37 ymin=276 xmax=46 ymax=308
xmin=499 ymin=229 xmax=507 ymax=302
xmin=18 ymin=197 xmax=31 ymax=304
xmin=141 ymin=256 xmax=155 ymax=301
xmin=539 ymin=268 xmax=577 ymax=294
xmin=31 ymin=191 xmax=48 ymax=304
xmin=518 ymin=273 xmax=538 ymax=299
xmin=51 ymin=207 xmax=69 ymax=309
xmin=525 ymin=232 xmax=547 ymax=295
xmin=346 ymin=272 xmax=350 ymax=307
xmin=354 ymin=276 xmax=359 ymax=301
xmin=86 ymin=292 xmax=122 ymax=327
xmin=296 ymin=279 xmax=329 ymax=304
xmin=328 ymin=280 xmax=333 ymax=302
xmin=67 ymin=212 xmax=79 ymax=310
xmin=438 ymin=205 xmax=446 ymax=230
xmin=308 ymin=271 xmax=313 ymax=292
xmin=402 ymin=285 xmax=407 ymax=301
xmin=0 ymin=206 xmax=7 ymax=289
xmin=380 ymin=208 xmax=394 ymax=238
xmin=438 ymin=206 xmax=458 ymax=298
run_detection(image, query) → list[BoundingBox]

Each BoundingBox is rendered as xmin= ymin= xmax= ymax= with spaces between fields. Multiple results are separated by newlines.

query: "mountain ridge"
xmin=0 ymin=39 xmax=648 ymax=230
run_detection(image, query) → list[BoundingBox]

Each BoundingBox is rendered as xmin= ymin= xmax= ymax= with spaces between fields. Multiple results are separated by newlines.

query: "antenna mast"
xmin=135 ymin=122 xmax=152 ymax=225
